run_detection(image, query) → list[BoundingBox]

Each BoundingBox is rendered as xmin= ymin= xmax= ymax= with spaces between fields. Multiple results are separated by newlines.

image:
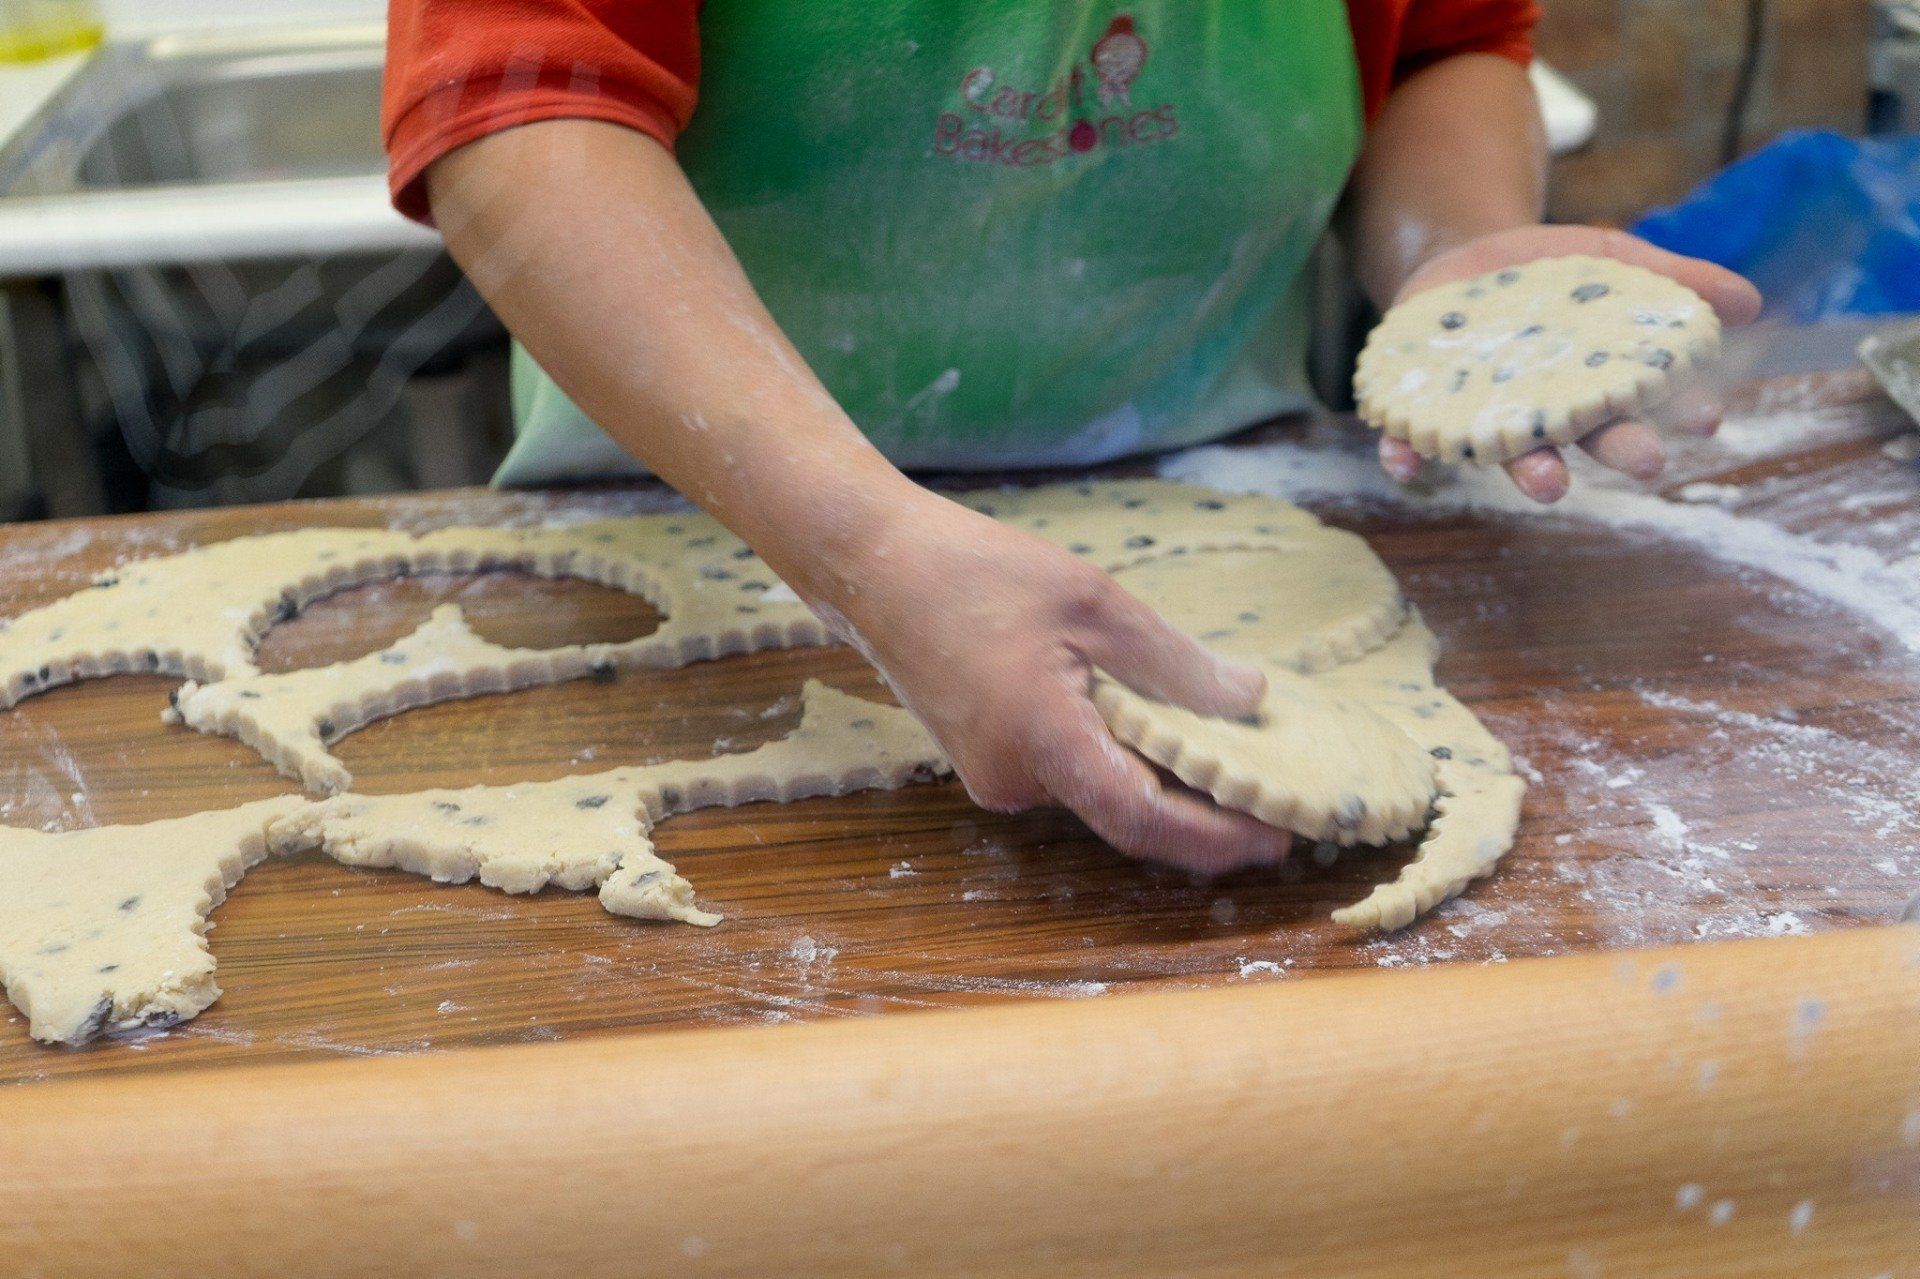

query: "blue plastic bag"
xmin=1631 ymin=130 xmax=1920 ymax=322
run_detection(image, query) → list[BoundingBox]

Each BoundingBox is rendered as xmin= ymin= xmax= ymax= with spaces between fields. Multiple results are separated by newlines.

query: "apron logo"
xmin=932 ymin=13 xmax=1177 ymax=167
xmin=1091 ymin=16 xmax=1147 ymax=106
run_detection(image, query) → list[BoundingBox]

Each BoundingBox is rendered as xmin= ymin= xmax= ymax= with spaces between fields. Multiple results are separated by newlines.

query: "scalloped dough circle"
xmin=1094 ymin=669 xmax=1435 ymax=846
xmin=1094 ymin=543 xmax=1431 ymax=845
xmin=1354 ymin=254 xmax=1720 ymax=465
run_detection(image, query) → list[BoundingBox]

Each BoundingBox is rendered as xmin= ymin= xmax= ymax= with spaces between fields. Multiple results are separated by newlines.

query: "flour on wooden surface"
xmin=8 ymin=404 xmax=1920 ymax=1057
xmin=1163 ymin=405 xmax=1920 ymax=952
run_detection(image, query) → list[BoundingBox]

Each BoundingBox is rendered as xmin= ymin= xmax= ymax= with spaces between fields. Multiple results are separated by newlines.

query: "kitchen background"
xmin=1541 ymin=0 xmax=1882 ymax=224
xmin=0 ymin=1 xmax=1912 ymax=521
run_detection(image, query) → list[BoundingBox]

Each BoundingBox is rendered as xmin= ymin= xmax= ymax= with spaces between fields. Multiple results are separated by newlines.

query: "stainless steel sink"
xmin=75 ymin=45 xmax=386 ymax=187
xmin=0 ymin=27 xmax=506 ymax=519
xmin=0 ymin=27 xmax=427 ymax=259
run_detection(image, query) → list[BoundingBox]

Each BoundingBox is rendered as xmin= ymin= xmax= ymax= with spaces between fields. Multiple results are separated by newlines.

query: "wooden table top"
xmin=4 ymin=390 xmax=1919 ymax=1085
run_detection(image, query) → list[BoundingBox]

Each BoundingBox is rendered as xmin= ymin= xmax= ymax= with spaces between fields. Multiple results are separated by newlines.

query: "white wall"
xmin=98 ymin=0 xmax=383 ymax=37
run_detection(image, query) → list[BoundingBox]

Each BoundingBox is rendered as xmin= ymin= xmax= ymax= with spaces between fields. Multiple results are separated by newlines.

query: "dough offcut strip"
xmin=0 ymin=683 xmax=946 ymax=1045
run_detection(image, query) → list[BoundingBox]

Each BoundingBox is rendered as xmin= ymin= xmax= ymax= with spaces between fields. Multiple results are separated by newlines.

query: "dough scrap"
xmin=167 ymin=603 xmax=611 ymax=794
xmin=1314 ymin=618 xmax=1527 ymax=929
xmin=1355 ymin=255 xmax=1720 ymax=465
xmin=0 ymin=683 xmax=945 ymax=1044
xmin=0 ymin=515 xmax=832 ymax=791
xmin=272 ymin=681 xmax=947 ymax=929
xmin=0 ymin=797 xmax=302 ymax=1045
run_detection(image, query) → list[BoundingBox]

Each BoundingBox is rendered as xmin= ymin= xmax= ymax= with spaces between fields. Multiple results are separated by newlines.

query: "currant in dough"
xmin=0 ymin=683 xmax=945 ymax=1045
xmin=1354 ymin=255 xmax=1720 ymax=465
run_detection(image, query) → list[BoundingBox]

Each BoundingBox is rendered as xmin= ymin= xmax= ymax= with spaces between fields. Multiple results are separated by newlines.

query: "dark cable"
xmin=1722 ymin=0 xmax=1768 ymax=164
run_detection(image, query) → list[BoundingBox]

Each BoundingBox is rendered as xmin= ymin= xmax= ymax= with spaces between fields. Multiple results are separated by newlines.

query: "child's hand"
xmin=801 ymin=489 xmax=1294 ymax=875
xmin=1378 ymin=225 xmax=1763 ymax=504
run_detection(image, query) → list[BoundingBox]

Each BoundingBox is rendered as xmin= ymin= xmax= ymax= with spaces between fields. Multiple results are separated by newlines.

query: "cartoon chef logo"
xmin=931 ymin=12 xmax=1177 ymax=168
xmin=1090 ymin=15 xmax=1148 ymax=107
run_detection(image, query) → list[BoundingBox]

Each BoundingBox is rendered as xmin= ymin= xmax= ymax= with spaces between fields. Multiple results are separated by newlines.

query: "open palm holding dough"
xmin=1365 ymin=228 xmax=1762 ymax=503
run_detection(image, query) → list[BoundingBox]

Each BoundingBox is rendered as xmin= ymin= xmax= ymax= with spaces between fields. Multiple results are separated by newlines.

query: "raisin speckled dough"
xmin=1089 ymin=547 xmax=1434 ymax=848
xmin=1 ymin=481 xmax=1525 ymax=963
xmin=1354 ymin=255 xmax=1720 ymax=466
xmin=0 ymin=798 xmax=302 ymax=1045
xmin=995 ymin=490 xmax=1524 ymax=927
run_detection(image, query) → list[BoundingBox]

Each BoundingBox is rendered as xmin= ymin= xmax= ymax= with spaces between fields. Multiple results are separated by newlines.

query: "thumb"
xmin=1080 ymin=580 xmax=1266 ymax=720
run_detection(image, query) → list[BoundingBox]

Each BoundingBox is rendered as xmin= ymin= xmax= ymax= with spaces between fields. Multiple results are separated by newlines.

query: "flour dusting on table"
xmin=1163 ymin=402 xmax=1920 ymax=957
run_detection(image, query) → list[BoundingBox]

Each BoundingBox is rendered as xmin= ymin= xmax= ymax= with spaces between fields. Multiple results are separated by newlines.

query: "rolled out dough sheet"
xmin=0 ymin=481 xmax=1524 ymax=1044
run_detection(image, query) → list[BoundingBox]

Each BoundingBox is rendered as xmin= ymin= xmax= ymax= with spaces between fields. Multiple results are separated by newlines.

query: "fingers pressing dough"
xmin=1094 ymin=670 xmax=1436 ymax=847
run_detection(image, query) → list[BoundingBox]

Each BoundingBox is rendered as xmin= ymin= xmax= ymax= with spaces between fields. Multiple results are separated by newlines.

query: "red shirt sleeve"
xmin=1347 ymin=0 xmax=1539 ymax=121
xmin=383 ymin=0 xmax=701 ymax=223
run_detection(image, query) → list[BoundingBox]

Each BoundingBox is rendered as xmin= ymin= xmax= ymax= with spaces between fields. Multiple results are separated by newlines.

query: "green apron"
xmin=498 ymin=1 xmax=1363 ymax=485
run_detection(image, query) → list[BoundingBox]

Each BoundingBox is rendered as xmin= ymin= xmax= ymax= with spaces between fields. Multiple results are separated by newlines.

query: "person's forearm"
xmin=1344 ymin=53 xmax=1547 ymax=307
xmin=426 ymin=120 xmax=927 ymax=607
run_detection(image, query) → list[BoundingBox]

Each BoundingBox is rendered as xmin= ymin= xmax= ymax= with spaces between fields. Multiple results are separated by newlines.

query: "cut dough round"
xmin=1354 ymin=254 xmax=1720 ymax=465
xmin=1094 ymin=669 xmax=1435 ymax=847
xmin=1109 ymin=545 xmax=1404 ymax=674
xmin=1097 ymin=541 xmax=1432 ymax=847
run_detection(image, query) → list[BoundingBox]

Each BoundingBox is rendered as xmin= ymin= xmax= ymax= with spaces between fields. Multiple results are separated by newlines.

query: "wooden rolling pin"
xmin=3 ymin=925 xmax=1916 ymax=1277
